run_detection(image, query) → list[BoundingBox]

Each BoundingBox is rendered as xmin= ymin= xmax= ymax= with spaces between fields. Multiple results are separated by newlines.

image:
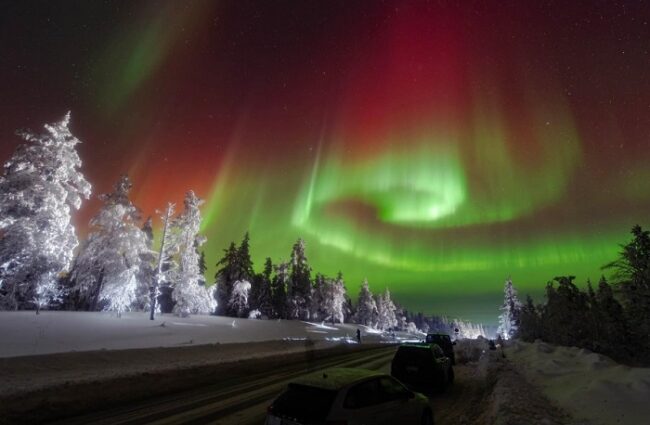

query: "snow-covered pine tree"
xmin=406 ymin=322 xmax=418 ymax=334
xmin=215 ymin=242 xmax=238 ymax=315
xmin=237 ymin=232 xmax=254 ymax=283
xmin=228 ymin=279 xmax=251 ymax=318
xmin=455 ymin=319 xmax=487 ymax=339
xmin=0 ymin=113 xmax=91 ymax=311
xmin=497 ymin=277 xmax=522 ymax=340
xmin=168 ymin=191 xmax=216 ymax=317
xmin=355 ymin=279 xmax=378 ymax=327
xmin=517 ymin=295 xmax=541 ymax=342
xmin=271 ymin=260 xmax=289 ymax=319
xmin=72 ymin=175 xmax=153 ymax=315
xmin=376 ymin=288 xmax=398 ymax=331
xmin=288 ymin=238 xmax=312 ymax=320
xmin=321 ymin=274 xmax=346 ymax=324
xmin=150 ymin=203 xmax=174 ymax=319
xmin=604 ymin=225 xmax=650 ymax=357
xmin=311 ymin=273 xmax=326 ymax=320
xmin=256 ymin=257 xmax=273 ymax=318
xmin=136 ymin=217 xmax=157 ymax=310
xmin=343 ymin=293 xmax=354 ymax=323
xmin=595 ymin=276 xmax=628 ymax=356
xmin=396 ymin=304 xmax=407 ymax=331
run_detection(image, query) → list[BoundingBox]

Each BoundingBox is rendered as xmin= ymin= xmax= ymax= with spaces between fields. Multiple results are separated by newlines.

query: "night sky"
xmin=1 ymin=1 xmax=649 ymax=322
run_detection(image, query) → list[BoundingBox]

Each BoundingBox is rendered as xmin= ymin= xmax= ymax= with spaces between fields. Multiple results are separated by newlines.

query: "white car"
xmin=265 ymin=367 xmax=433 ymax=425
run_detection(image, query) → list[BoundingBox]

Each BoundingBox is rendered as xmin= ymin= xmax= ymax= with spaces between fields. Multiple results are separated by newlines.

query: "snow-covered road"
xmin=39 ymin=342 xmax=584 ymax=425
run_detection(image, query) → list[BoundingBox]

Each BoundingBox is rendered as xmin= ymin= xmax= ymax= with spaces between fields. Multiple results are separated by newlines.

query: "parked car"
xmin=391 ymin=343 xmax=454 ymax=392
xmin=265 ymin=367 xmax=432 ymax=425
xmin=425 ymin=333 xmax=456 ymax=365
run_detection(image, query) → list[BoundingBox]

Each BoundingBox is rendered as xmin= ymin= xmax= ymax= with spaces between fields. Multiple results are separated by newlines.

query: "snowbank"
xmin=505 ymin=340 xmax=650 ymax=425
xmin=0 ymin=311 xmax=399 ymax=358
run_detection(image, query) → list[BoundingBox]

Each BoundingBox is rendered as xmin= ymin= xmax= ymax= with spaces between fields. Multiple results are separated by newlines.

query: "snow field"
xmin=0 ymin=310 xmax=407 ymax=358
xmin=505 ymin=340 xmax=650 ymax=425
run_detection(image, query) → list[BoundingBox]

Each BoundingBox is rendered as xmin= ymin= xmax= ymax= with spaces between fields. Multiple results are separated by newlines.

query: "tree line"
xmin=498 ymin=225 xmax=650 ymax=365
xmin=0 ymin=113 xmax=441 ymax=333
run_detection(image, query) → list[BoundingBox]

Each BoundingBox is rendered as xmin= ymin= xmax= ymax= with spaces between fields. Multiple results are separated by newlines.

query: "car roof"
xmin=290 ymin=368 xmax=385 ymax=391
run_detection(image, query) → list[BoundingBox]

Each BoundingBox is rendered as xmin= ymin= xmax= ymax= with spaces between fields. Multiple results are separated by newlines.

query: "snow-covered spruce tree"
xmin=455 ymin=319 xmax=487 ymax=339
xmin=540 ymin=276 xmax=590 ymax=347
xmin=288 ymin=238 xmax=312 ymax=320
xmin=237 ymin=232 xmax=254 ymax=283
xmin=376 ymin=288 xmax=398 ymax=331
xmin=256 ymin=257 xmax=273 ymax=318
xmin=230 ymin=233 xmax=255 ymax=316
xmin=311 ymin=273 xmax=326 ymax=320
xmin=595 ymin=276 xmax=629 ymax=358
xmin=215 ymin=242 xmax=238 ymax=315
xmin=228 ymin=279 xmax=251 ymax=318
xmin=72 ymin=175 xmax=153 ymax=315
xmin=136 ymin=216 xmax=157 ymax=310
xmin=214 ymin=233 xmax=254 ymax=317
xmin=168 ymin=191 xmax=216 ymax=317
xmin=271 ymin=260 xmax=289 ymax=319
xmin=150 ymin=203 xmax=175 ymax=319
xmin=517 ymin=295 xmax=542 ymax=342
xmin=0 ymin=113 xmax=91 ymax=311
xmin=604 ymin=225 xmax=650 ymax=359
xmin=355 ymin=279 xmax=378 ymax=327
xmin=321 ymin=275 xmax=346 ymax=324
xmin=497 ymin=277 xmax=522 ymax=340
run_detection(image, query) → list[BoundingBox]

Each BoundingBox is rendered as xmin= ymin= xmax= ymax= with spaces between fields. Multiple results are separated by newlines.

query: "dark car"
xmin=425 ymin=333 xmax=456 ymax=365
xmin=391 ymin=343 xmax=454 ymax=393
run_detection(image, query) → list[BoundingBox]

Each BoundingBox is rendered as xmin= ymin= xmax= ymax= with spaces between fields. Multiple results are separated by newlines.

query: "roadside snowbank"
xmin=506 ymin=340 xmax=650 ymax=425
xmin=0 ymin=311 xmax=403 ymax=358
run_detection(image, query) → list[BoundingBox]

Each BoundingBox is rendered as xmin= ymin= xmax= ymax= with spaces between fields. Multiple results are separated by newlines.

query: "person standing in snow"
xmin=356 ymin=328 xmax=361 ymax=343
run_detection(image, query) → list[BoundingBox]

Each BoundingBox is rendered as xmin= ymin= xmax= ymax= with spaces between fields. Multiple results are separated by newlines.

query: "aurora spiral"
xmin=1 ymin=1 xmax=648 ymax=322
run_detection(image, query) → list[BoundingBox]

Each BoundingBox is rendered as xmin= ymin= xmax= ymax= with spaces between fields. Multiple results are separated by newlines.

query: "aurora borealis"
xmin=1 ymin=1 xmax=649 ymax=322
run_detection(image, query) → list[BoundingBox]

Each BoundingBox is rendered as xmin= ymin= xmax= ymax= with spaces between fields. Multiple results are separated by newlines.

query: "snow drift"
xmin=506 ymin=340 xmax=650 ymax=425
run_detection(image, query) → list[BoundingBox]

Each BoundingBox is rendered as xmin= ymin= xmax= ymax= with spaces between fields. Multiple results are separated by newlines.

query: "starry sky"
xmin=1 ymin=1 xmax=649 ymax=323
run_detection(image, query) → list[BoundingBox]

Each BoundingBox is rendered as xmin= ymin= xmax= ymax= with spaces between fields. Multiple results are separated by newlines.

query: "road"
xmin=52 ymin=346 xmax=493 ymax=425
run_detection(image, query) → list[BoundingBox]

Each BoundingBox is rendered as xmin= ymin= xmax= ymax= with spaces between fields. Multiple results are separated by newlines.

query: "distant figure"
xmin=356 ymin=328 xmax=361 ymax=343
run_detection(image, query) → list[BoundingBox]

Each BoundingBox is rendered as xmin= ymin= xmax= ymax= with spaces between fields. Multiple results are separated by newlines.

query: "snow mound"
xmin=506 ymin=340 xmax=650 ymax=425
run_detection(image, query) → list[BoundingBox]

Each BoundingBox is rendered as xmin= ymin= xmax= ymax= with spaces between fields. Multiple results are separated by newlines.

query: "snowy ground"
xmin=0 ymin=311 xmax=418 ymax=358
xmin=5 ymin=323 xmax=646 ymax=425
xmin=505 ymin=340 xmax=650 ymax=425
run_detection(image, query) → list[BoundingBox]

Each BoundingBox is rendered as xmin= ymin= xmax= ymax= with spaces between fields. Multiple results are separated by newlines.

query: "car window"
xmin=270 ymin=384 xmax=337 ymax=422
xmin=344 ymin=378 xmax=382 ymax=409
xmin=378 ymin=377 xmax=410 ymax=402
